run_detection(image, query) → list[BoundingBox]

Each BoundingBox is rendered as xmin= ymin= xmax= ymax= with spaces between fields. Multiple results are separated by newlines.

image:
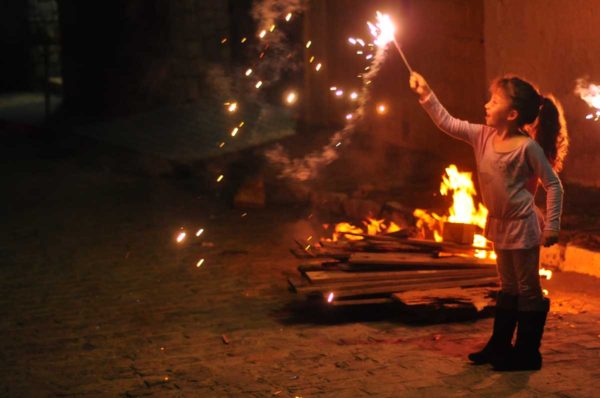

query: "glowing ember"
xmin=335 ymin=90 xmax=344 ymax=97
xmin=350 ymin=92 xmax=358 ymax=100
xmin=539 ymin=268 xmax=553 ymax=280
xmin=327 ymin=292 xmax=334 ymax=303
xmin=367 ymin=12 xmax=396 ymax=48
xmin=196 ymin=228 xmax=204 ymax=237
xmin=227 ymin=102 xmax=237 ymax=112
xmin=220 ymin=38 xmax=228 ymax=44
xmin=309 ymin=56 xmax=315 ymax=63
xmin=239 ymin=121 xmax=245 ymax=127
xmin=376 ymin=104 xmax=387 ymax=114
xmin=259 ymin=30 xmax=267 ymax=39
xmin=315 ymin=63 xmax=322 ymax=71
xmin=217 ymin=174 xmax=224 ymax=182
xmin=305 ymin=40 xmax=312 ymax=48
xmin=348 ymin=37 xmax=357 ymax=45
xmin=255 ymin=81 xmax=263 ymax=89
xmin=269 ymin=24 xmax=276 ymax=32
xmin=176 ymin=232 xmax=186 ymax=243
xmin=196 ymin=258 xmax=205 ymax=267
xmin=345 ymin=113 xmax=353 ymax=120
xmin=241 ymin=37 xmax=247 ymax=43
xmin=328 ymin=217 xmax=401 ymax=242
xmin=285 ymin=13 xmax=292 ymax=22
xmin=356 ymin=38 xmax=365 ymax=47
xmin=245 ymin=68 xmax=253 ymax=76
xmin=330 ymin=86 xmax=337 ymax=91
xmin=543 ymin=288 xmax=549 ymax=296
xmin=219 ymin=142 xmax=225 ymax=148
xmin=231 ymin=127 xmax=239 ymax=137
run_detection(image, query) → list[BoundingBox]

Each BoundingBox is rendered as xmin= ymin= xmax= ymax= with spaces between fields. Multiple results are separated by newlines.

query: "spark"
xmin=219 ymin=142 xmax=225 ymax=148
xmin=330 ymin=86 xmax=337 ymax=91
xmin=315 ymin=63 xmax=322 ymax=71
xmin=227 ymin=102 xmax=237 ymax=112
xmin=241 ymin=212 xmax=248 ymax=217
xmin=196 ymin=258 xmax=205 ymax=267
xmin=539 ymin=268 xmax=553 ymax=280
xmin=245 ymin=68 xmax=253 ymax=76
xmin=377 ymin=103 xmax=387 ymax=114
xmin=356 ymin=38 xmax=365 ymax=46
xmin=220 ymin=37 xmax=228 ymax=44
xmin=285 ymin=91 xmax=298 ymax=105
xmin=217 ymin=175 xmax=224 ymax=182
xmin=305 ymin=40 xmax=312 ymax=48
xmin=357 ymin=50 xmax=364 ymax=55
xmin=350 ymin=92 xmax=358 ymax=100
xmin=231 ymin=127 xmax=239 ymax=137
xmin=543 ymin=288 xmax=549 ymax=296
xmin=259 ymin=30 xmax=267 ymax=39
xmin=255 ymin=81 xmax=263 ymax=89
xmin=366 ymin=54 xmax=373 ymax=60
xmin=196 ymin=228 xmax=204 ymax=237
xmin=327 ymin=292 xmax=334 ymax=303
xmin=176 ymin=232 xmax=186 ymax=243
xmin=335 ymin=142 xmax=341 ymax=147
xmin=348 ymin=37 xmax=357 ymax=45
xmin=335 ymin=90 xmax=344 ymax=97
xmin=269 ymin=24 xmax=276 ymax=32
xmin=241 ymin=37 xmax=247 ymax=43
xmin=368 ymin=12 xmax=396 ymax=48
xmin=309 ymin=56 xmax=315 ymax=63
xmin=285 ymin=13 xmax=292 ymax=22
xmin=345 ymin=114 xmax=353 ymax=120
xmin=238 ymin=121 xmax=245 ymax=127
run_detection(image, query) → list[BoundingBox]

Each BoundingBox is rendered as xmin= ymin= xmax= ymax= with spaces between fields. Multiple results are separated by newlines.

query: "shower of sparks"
xmin=196 ymin=228 xmax=204 ymax=237
xmin=368 ymin=12 xmax=396 ymax=48
xmin=196 ymin=258 xmax=205 ymax=267
xmin=176 ymin=232 xmax=186 ymax=243
xmin=327 ymin=292 xmax=334 ymax=303
xmin=217 ymin=175 xmax=224 ymax=182
xmin=575 ymin=79 xmax=600 ymax=121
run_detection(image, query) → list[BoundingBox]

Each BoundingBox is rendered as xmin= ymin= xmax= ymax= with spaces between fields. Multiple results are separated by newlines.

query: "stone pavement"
xmin=1 ymin=131 xmax=600 ymax=397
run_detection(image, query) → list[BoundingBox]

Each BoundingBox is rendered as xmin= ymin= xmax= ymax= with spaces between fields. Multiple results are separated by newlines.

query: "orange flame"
xmin=328 ymin=217 xmax=402 ymax=242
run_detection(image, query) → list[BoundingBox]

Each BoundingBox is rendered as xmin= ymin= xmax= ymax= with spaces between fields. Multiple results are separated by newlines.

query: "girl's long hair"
xmin=492 ymin=76 xmax=569 ymax=172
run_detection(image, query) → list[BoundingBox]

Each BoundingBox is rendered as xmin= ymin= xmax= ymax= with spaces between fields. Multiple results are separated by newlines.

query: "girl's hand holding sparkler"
xmin=409 ymin=72 xmax=432 ymax=101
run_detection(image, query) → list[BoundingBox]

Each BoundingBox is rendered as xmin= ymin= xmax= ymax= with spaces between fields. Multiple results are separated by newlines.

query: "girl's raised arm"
xmin=409 ymin=72 xmax=483 ymax=147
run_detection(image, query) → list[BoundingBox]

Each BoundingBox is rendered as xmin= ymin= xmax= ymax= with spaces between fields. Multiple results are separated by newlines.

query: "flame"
xmin=367 ymin=12 xmax=396 ymax=48
xmin=441 ymin=165 xmax=488 ymax=229
xmin=539 ymin=268 xmax=553 ymax=280
xmin=328 ymin=217 xmax=402 ymax=242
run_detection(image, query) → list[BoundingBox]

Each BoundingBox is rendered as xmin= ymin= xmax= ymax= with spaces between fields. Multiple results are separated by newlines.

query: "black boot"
xmin=493 ymin=298 xmax=549 ymax=371
xmin=468 ymin=293 xmax=518 ymax=365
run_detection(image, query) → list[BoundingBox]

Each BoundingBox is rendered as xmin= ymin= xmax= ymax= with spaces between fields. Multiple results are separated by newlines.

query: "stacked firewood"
xmin=288 ymin=233 xmax=499 ymax=310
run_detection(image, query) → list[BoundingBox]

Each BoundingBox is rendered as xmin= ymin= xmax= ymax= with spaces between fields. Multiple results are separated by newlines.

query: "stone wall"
xmin=484 ymin=0 xmax=600 ymax=187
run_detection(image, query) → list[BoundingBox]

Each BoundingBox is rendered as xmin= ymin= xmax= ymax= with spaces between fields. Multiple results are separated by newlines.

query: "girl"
xmin=409 ymin=72 xmax=569 ymax=371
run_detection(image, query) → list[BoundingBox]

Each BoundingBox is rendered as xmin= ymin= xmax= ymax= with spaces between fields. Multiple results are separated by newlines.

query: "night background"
xmin=1 ymin=1 xmax=600 ymax=396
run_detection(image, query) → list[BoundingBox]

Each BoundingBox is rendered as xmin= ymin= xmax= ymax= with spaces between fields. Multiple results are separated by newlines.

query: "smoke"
xmin=265 ymin=41 xmax=392 ymax=181
xmin=574 ymin=77 xmax=600 ymax=109
xmin=252 ymin=0 xmax=306 ymax=33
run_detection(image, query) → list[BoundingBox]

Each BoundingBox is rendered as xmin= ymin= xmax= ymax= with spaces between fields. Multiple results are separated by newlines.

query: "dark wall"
xmin=58 ymin=0 xmax=230 ymax=118
xmin=0 ymin=1 xmax=31 ymax=91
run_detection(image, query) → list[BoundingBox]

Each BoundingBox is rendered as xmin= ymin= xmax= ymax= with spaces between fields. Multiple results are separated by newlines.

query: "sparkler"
xmin=575 ymin=78 xmax=600 ymax=121
xmin=368 ymin=12 xmax=413 ymax=73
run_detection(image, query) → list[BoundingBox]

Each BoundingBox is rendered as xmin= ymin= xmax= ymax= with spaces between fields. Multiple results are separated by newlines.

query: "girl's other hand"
xmin=409 ymin=71 xmax=432 ymax=100
xmin=542 ymin=230 xmax=559 ymax=247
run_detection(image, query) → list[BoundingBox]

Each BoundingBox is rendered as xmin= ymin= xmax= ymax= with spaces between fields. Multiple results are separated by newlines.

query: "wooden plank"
xmin=330 ymin=277 xmax=499 ymax=299
xmin=305 ymin=268 xmax=497 ymax=284
xmin=349 ymin=252 xmax=496 ymax=267
xmin=287 ymin=276 xmax=309 ymax=292
xmin=330 ymin=297 xmax=394 ymax=306
xmin=295 ymin=274 xmax=499 ymax=295
xmin=392 ymin=287 xmax=496 ymax=311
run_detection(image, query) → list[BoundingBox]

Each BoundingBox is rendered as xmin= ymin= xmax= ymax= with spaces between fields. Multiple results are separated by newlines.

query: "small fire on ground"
xmin=321 ymin=164 xmax=553 ymax=281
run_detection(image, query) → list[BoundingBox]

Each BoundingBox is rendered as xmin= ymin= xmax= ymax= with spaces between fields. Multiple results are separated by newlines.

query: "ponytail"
xmin=534 ymin=95 xmax=569 ymax=172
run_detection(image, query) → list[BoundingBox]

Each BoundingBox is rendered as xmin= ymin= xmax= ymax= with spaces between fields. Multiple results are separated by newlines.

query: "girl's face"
xmin=485 ymin=87 xmax=516 ymax=128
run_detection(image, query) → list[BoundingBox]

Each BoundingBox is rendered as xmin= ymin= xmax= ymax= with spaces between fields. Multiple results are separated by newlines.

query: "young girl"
xmin=409 ymin=72 xmax=569 ymax=371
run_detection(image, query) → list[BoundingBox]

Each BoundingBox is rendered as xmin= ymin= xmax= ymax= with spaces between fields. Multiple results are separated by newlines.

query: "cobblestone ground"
xmin=1 ymin=132 xmax=600 ymax=398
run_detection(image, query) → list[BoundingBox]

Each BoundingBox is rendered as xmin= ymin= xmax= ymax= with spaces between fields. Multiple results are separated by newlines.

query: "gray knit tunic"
xmin=420 ymin=92 xmax=563 ymax=249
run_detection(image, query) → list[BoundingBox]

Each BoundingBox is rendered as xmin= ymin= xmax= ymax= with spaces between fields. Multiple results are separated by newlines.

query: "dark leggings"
xmin=495 ymin=246 xmax=546 ymax=311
